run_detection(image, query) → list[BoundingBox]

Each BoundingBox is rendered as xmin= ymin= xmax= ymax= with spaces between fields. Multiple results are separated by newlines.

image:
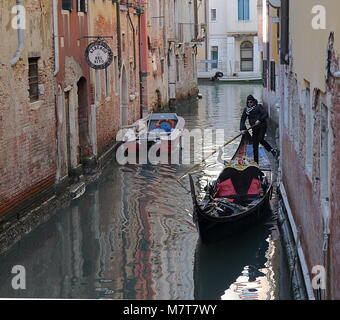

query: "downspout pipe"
xmin=10 ymin=0 xmax=25 ymax=67
xmin=116 ymin=2 xmax=122 ymax=70
xmin=52 ymin=0 xmax=59 ymax=76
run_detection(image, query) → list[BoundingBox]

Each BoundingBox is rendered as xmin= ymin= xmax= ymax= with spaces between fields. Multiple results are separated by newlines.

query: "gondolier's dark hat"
xmin=247 ymin=95 xmax=258 ymax=105
xmin=247 ymin=95 xmax=256 ymax=102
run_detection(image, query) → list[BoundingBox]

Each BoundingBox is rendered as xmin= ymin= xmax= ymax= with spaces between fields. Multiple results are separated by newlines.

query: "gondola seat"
xmin=215 ymin=166 xmax=262 ymax=206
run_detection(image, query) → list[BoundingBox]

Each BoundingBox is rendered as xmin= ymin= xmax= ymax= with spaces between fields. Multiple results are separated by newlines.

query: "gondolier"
xmin=240 ymin=95 xmax=278 ymax=164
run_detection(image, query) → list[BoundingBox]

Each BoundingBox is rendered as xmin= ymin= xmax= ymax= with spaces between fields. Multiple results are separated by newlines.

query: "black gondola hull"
xmin=193 ymin=191 xmax=272 ymax=244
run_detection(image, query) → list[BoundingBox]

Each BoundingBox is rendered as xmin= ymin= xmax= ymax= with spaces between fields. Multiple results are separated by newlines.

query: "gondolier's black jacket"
xmin=240 ymin=103 xmax=269 ymax=131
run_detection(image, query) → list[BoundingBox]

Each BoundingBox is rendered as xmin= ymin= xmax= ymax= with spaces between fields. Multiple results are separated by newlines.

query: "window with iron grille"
xmin=62 ymin=0 xmax=73 ymax=11
xmin=211 ymin=9 xmax=217 ymax=21
xmin=77 ymin=0 xmax=87 ymax=13
xmin=240 ymin=41 xmax=253 ymax=72
xmin=28 ymin=58 xmax=39 ymax=102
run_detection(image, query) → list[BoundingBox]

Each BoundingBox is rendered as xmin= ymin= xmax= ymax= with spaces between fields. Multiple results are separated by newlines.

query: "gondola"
xmin=189 ymin=133 xmax=273 ymax=243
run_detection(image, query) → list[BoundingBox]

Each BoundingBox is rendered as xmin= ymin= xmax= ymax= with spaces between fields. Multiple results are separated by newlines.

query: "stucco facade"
xmin=199 ymin=0 xmax=261 ymax=78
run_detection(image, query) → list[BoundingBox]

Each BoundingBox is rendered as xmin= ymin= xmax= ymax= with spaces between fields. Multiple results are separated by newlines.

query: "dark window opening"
xmin=62 ymin=0 xmax=73 ymax=11
xmin=280 ymin=0 xmax=289 ymax=64
xmin=263 ymin=59 xmax=268 ymax=88
xmin=270 ymin=61 xmax=276 ymax=91
xmin=28 ymin=57 xmax=39 ymax=102
xmin=240 ymin=41 xmax=253 ymax=72
xmin=77 ymin=0 xmax=87 ymax=13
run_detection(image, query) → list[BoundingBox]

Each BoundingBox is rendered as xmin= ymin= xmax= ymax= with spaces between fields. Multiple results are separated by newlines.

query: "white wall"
xmin=206 ymin=0 xmax=260 ymax=77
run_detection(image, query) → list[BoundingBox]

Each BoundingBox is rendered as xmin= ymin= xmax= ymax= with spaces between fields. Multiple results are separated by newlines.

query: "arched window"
xmin=240 ymin=41 xmax=253 ymax=72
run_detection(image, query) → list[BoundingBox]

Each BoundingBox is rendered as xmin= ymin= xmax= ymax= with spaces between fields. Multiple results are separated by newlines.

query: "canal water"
xmin=0 ymin=81 xmax=280 ymax=299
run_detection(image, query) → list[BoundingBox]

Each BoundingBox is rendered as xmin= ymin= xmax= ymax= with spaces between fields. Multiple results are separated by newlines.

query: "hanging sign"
xmin=85 ymin=40 xmax=113 ymax=70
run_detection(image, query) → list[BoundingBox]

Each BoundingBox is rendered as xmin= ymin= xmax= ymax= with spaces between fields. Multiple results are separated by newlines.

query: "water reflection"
xmin=0 ymin=82 xmax=277 ymax=299
xmin=194 ymin=224 xmax=276 ymax=300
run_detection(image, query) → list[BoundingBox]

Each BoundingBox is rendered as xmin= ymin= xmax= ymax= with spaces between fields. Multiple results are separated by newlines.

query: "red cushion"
xmin=217 ymin=179 xmax=237 ymax=197
xmin=247 ymin=178 xmax=261 ymax=195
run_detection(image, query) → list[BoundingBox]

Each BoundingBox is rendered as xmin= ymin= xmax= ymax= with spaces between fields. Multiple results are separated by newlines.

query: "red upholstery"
xmin=216 ymin=179 xmax=236 ymax=201
xmin=247 ymin=178 xmax=261 ymax=195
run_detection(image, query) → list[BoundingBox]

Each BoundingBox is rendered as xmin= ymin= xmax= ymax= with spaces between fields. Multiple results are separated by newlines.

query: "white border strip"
xmin=280 ymin=182 xmax=315 ymax=300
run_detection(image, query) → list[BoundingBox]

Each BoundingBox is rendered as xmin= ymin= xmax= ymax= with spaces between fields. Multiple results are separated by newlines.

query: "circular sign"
xmin=85 ymin=40 xmax=113 ymax=70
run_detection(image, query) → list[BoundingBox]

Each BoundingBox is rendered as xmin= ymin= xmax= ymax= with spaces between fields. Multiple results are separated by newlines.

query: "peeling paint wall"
xmin=0 ymin=0 xmax=56 ymax=215
xmin=280 ymin=0 xmax=340 ymax=299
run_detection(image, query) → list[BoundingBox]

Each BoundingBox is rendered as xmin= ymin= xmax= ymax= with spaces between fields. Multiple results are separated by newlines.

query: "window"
xmin=280 ymin=0 xmax=289 ymax=64
xmin=211 ymin=9 xmax=217 ymax=21
xmin=270 ymin=60 xmax=276 ymax=91
xmin=77 ymin=0 xmax=87 ymax=13
xmin=130 ymin=62 xmax=135 ymax=92
xmin=95 ymin=70 xmax=101 ymax=102
xmin=62 ymin=0 xmax=73 ymax=11
xmin=240 ymin=41 xmax=253 ymax=71
xmin=238 ymin=0 xmax=250 ymax=21
xmin=105 ymin=68 xmax=110 ymax=97
xmin=262 ymin=59 xmax=268 ymax=88
xmin=28 ymin=58 xmax=39 ymax=102
xmin=211 ymin=46 xmax=218 ymax=69
xmin=161 ymin=59 xmax=165 ymax=74
xmin=305 ymin=86 xmax=313 ymax=177
xmin=176 ymin=55 xmax=180 ymax=81
xmin=114 ymin=56 xmax=119 ymax=94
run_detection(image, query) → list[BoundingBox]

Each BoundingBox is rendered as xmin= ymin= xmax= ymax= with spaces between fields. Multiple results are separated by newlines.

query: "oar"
xmin=177 ymin=123 xmax=259 ymax=181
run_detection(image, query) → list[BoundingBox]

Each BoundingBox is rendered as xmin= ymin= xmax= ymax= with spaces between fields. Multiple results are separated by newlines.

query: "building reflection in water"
xmin=0 ymin=82 xmax=279 ymax=299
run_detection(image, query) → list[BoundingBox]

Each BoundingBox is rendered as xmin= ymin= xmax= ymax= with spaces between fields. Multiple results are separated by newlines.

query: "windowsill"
xmin=61 ymin=10 xmax=71 ymax=15
xmin=30 ymin=100 xmax=43 ymax=110
xmin=77 ymin=12 xmax=85 ymax=16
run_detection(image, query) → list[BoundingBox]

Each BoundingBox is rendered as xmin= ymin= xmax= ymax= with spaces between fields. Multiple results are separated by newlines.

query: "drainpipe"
xmin=116 ymin=2 xmax=122 ymax=70
xmin=10 ymin=0 xmax=25 ymax=67
xmin=193 ymin=0 xmax=198 ymax=39
xmin=138 ymin=11 xmax=143 ymax=118
xmin=52 ymin=0 xmax=59 ymax=75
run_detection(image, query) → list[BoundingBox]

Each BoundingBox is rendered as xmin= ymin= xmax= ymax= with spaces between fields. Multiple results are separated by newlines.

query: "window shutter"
xmin=238 ymin=0 xmax=244 ymax=20
xmin=244 ymin=0 xmax=250 ymax=20
xmin=270 ymin=61 xmax=276 ymax=91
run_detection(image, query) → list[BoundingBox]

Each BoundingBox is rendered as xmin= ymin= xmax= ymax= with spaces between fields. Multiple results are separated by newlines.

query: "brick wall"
xmin=0 ymin=0 xmax=56 ymax=216
xmin=281 ymin=32 xmax=340 ymax=299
